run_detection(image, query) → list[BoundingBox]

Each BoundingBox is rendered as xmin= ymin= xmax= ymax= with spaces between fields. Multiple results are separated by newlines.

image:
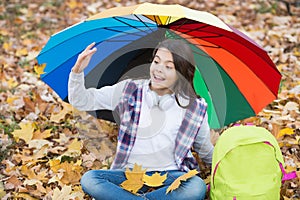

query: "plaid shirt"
xmin=111 ymin=80 xmax=208 ymax=172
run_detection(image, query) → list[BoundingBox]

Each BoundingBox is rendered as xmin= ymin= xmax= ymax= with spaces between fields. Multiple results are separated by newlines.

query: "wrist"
xmin=72 ymin=66 xmax=82 ymax=74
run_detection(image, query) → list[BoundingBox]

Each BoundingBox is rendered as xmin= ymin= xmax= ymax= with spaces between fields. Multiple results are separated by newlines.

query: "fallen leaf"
xmin=34 ymin=63 xmax=46 ymax=77
xmin=4 ymin=175 xmax=22 ymax=190
xmin=59 ymin=161 xmax=82 ymax=185
xmin=12 ymin=122 xmax=34 ymax=143
xmin=15 ymin=48 xmax=28 ymax=56
xmin=32 ymin=129 xmax=52 ymax=140
xmin=63 ymin=138 xmax=82 ymax=157
xmin=166 ymin=169 xmax=199 ymax=194
xmin=278 ymin=127 xmax=295 ymax=138
xmin=50 ymin=101 xmax=74 ymax=123
xmin=52 ymin=185 xmax=72 ymax=200
xmin=0 ymin=181 xmax=5 ymax=198
xmin=143 ymin=172 xmax=167 ymax=187
xmin=120 ymin=164 xmax=146 ymax=194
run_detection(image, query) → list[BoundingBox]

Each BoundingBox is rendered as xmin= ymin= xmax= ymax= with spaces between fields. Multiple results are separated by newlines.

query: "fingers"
xmin=84 ymin=42 xmax=96 ymax=53
xmin=85 ymin=42 xmax=96 ymax=53
xmin=72 ymin=43 xmax=97 ymax=73
xmin=80 ymin=42 xmax=97 ymax=58
xmin=86 ymin=42 xmax=96 ymax=50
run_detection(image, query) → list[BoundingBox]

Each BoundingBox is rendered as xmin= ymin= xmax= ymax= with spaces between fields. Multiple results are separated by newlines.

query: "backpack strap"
xmin=279 ymin=163 xmax=297 ymax=183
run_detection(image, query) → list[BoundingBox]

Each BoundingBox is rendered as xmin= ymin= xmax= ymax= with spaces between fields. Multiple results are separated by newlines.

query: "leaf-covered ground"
xmin=0 ymin=0 xmax=299 ymax=199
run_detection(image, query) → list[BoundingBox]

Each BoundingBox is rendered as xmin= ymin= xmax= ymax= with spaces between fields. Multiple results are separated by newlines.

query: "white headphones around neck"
xmin=145 ymin=90 xmax=174 ymax=111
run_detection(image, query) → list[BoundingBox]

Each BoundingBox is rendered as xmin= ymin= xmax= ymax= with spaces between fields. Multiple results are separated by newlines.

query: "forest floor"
xmin=0 ymin=0 xmax=299 ymax=199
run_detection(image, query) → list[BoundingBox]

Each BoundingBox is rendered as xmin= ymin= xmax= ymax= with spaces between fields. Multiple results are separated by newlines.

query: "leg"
xmin=80 ymin=169 xmax=143 ymax=200
xmin=144 ymin=170 xmax=207 ymax=200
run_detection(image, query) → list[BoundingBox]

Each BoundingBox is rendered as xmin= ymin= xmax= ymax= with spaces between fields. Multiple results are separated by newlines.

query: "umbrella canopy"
xmin=37 ymin=3 xmax=281 ymax=129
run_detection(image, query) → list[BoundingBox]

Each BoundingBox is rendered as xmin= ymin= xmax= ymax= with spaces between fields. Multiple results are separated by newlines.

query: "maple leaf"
xmin=166 ymin=169 xmax=199 ymax=194
xmin=6 ymin=95 xmax=19 ymax=105
xmin=12 ymin=122 xmax=34 ymax=143
xmin=15 ymin=47 xmax=28 ymax=56
xmin=59 ymin=161 xmax=83 ymax=185
xmin=34 ymin=63 xmax=46 ymax=77
xmin=50 ymin=101 xmax=74 ymax=123
xmin=120 ymin=164 xmax=146 ymax=194
xmin=278 ymin=127 xmax=294 ymax=138
xmin=52 ymin=185 xmax=72 ymax=200
xmin=49 ymin=159 xmax=61 ymax=173
xmin=62 ymin=138 xmax=82 ymax=157
xmin=32 ymin=129 xmax=52 ymax=140
xmin=143 ymin=172 xmax=167 ymax=187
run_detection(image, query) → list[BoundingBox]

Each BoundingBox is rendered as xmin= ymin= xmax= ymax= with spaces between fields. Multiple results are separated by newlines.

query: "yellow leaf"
xmin=143 ymin=172 xmax=167 ymax=187
xmin=34 ymin=63 xmax=46 ymax=77
xmin=60 ymin=161 xmax=82 ymax=185
xmin=285 ymin=164 xmax=297 ymax=173
xmin=67 ymin=0 xmax=83 ymax=9
xmin=278 ymin=127 xmax=295 ymax=138
xmin=166 ymin=169 xmax=199 ymax=194
xmin=120 ymin=164 xmax=146 ymax=194
xmin=12 ymin=122 xmax=34 ymax=143
xmin=0 ymin=182 xmax=5 ymax=198
xmin=0 ymin=189 xmax=5 ymax=198
xmin=49 ymin=159 xmax=61 ymax=173
xmin=63 ymin=138 xmax=82 ymax=157
xmin=32 ymin=129 xmax=52 ymax=140
xmin=6 ymin=96 xmax=19 ymax=105
xmin=68 ymin=138 xmax=82 ymax=151
xmin=50 ymin=102 xmax=74 ymax=123
xmin=2 ymin=42 xmax=12 ymax=51
xmin=7 ymin=78 xmax=18 ymax=88
xmin=16 ymin=48 xmax=28 ymax=56
xmin=52 ymin=185 xmax=72 ymax=200
xmin=166 ymin=178 xmax=181 ymax=194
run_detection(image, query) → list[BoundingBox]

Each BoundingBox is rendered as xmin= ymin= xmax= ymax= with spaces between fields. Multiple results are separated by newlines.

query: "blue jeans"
xmin=81 ymin=169 xmax=207 ymax=200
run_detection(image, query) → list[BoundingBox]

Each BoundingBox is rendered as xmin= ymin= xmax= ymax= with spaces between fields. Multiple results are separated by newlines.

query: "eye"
xmin=153 ymin=58 xmax=160 ymax=64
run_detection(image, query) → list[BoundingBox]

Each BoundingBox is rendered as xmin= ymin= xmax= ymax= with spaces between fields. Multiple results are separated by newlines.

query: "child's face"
xmin=150 ymin=47 xmax=178 ymax=95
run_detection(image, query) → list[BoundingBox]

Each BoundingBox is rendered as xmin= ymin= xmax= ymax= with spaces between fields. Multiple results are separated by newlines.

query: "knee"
xmin=80 ymin=170 xmax=100 ymax=191
xmin=187 ymin=176 xmax=207 ymax=200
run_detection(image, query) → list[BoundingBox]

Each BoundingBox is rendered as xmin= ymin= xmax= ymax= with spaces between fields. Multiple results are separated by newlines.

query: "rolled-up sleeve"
xmin=68 ymin=71 xmax=127 ymax=111
xmin=193 ymin=113 xmax=214 ymax=165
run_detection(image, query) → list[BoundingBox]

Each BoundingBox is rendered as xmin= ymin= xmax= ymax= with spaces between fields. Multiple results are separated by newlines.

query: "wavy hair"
xmin=153 ymin=39 xmax=199 ymax=108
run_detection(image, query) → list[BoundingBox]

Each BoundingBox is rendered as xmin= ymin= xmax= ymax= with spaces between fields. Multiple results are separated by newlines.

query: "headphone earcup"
xmin=145 ymin=90 xmax=174 ymax=111
xmin=146 ymin=90 xmax=159 ymax=108
xmin=159 ymin=94 xmax=173 ymax=111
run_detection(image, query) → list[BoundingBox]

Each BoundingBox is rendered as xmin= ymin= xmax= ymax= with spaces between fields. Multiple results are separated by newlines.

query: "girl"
xmin=68 ymin=39 xmax=214 ymax=200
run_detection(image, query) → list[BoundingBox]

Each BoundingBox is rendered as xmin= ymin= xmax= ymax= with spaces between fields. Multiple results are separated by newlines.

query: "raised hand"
xmin=72 ymin=42 xmax=97 ymax=73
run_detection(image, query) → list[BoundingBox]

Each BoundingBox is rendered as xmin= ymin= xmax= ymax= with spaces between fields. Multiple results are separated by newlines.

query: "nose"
xmin=155 ymin=64 xmax=164 ymax=73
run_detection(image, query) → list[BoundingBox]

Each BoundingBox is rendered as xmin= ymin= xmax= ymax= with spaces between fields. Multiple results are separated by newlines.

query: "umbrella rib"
xmin=103 ymin=27 xmax=147 ymax=37
xmin=169 ymin=19 xmax=223 ymax=48
xmin=113 ymin=16 xmax=151 ymax=34
xmin=168 ymin=30 xmax=221 ymax=49
xmin=152 ymin=15 xmax=163 ymax=25
xmin=166 ymin=31 xmax=216 ymax=58
xmin=134 ymin=14 xmax=155 ymax=32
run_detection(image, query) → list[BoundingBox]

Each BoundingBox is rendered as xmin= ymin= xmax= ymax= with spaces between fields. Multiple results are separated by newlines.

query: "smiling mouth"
xmin=153 ymin=74 xmax=165 ymax=82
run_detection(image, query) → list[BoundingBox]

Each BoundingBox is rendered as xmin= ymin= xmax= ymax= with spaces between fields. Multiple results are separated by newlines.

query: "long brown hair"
xmin=153 ymin=39 xmax=199 ymax=108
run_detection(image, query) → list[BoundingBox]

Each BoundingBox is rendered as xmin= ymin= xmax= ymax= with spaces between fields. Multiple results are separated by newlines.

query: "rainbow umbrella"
xmin=37 ymin=3 xmax=281 ymax=129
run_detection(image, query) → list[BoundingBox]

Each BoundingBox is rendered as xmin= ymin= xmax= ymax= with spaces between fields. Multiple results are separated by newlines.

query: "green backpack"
xmin=210 ymin=125 xmax=296 ymax=200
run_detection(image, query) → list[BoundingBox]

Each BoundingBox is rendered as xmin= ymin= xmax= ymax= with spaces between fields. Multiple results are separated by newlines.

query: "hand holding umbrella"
xmin=72 ymin=42 xmax=97 ymax=73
